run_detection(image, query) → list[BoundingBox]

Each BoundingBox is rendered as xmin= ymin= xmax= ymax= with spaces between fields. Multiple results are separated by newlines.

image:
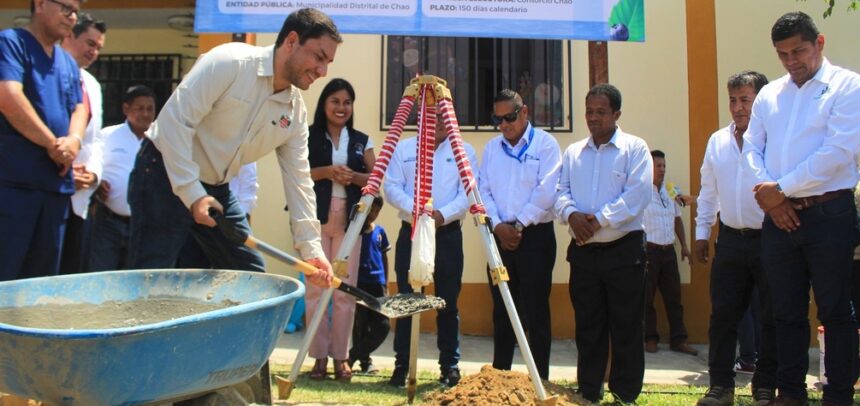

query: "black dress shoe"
xmin=388 ymin=367 xmax=407 ymax=387
xmin=439 ymin=367 xmax=461 ymax=387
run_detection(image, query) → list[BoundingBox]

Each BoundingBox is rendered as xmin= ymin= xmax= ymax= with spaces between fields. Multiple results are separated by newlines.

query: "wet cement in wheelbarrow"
xmin=0 ymin=296 xmax=237 ymax=329
xmin=425 ymin=365 xmax=589 ymax=405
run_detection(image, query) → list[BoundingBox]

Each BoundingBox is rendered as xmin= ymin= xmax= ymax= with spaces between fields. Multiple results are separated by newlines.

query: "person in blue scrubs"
xmin=0 ymin=0 xmax=88 ymax=281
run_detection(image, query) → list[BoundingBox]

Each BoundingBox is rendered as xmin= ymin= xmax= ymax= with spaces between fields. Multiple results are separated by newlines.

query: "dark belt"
xmin=99 ymin=203 xmax=130 ymax=224
xmin=646 ymin=242 xmax=674 ymax=251
xmin=720 ymin=222 xmax=761 ymax=237
xmin=788 ymin=189 xmax=852 ymax=210
xmin=402 ymin=220 xmax=461 ymax=233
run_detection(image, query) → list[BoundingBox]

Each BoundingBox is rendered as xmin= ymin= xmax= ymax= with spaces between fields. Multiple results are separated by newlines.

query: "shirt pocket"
xmin=521 ymin=158 xmax=541 ymax=188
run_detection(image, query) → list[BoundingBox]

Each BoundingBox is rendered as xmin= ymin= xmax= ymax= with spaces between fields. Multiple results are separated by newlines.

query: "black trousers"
xmin=568 ymin=231 xmax=646 ymax=403
xmin=393 ymin=221 xmax=463 ymax=373
xmin=644 ymin=244 xmax=688 ymax=345
xmin=706 ymin=224 xmax=777 ymax=389
xmin=59 ymin=211 xmax=86 ymax=275
xmin=350 ymin=282 xmax=391 ymax=364
xmin=489 ymin=221 xmax=556 ymax=380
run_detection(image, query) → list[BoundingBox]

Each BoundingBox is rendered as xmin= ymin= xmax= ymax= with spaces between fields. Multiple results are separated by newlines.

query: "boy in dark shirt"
xmin=348 ymin=196 xmax=391 ymax=373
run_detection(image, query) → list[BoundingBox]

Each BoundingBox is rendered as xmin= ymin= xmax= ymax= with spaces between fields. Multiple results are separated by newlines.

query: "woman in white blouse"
xmin=305 ymin=78 xmax=376 ymax=382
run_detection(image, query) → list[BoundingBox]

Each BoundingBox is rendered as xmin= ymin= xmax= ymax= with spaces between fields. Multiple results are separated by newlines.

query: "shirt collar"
xmin=584 ymin=127 xmax=621 ymax=151
xmin=810 ymin=58 xmax=836 ymax=86
xmin=258 ymin=45 xmax=274 ymax=77
xmin=502 ymin=121 xmax=534 ymax=148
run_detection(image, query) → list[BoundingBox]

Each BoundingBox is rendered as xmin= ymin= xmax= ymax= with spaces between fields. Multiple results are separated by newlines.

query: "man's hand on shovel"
xmin=305 ymin=256 xmax=334 ymax=288
xmin=192 ymin=195 xmax=223 ymax=227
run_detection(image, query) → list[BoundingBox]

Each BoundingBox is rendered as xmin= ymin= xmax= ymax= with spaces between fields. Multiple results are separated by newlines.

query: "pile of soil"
xmin=425 ymin=365 xmax=588 ymax=405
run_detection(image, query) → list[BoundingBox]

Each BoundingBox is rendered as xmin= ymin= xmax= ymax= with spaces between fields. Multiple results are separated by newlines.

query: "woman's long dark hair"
xmin=309 ymin=78 xmax=356 ymax=135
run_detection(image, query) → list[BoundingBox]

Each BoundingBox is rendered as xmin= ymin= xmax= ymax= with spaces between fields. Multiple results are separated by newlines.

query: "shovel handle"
xmin=244 ymin=235 xmax=343 ymax=289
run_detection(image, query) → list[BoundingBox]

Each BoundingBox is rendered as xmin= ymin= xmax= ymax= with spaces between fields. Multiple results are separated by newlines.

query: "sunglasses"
xmin=490 ymin=107 xmax=521 ymax=126
xmin=47 ymin=0 xmax=79 ymax=18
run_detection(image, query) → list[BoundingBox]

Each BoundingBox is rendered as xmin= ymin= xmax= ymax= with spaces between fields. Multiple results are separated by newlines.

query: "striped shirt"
xmin=644 ymin=183 xmax=680 ymax=245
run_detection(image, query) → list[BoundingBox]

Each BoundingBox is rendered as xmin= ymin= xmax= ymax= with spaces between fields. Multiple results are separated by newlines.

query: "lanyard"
xmin=501 ymin=126 xmax=535 ymax=162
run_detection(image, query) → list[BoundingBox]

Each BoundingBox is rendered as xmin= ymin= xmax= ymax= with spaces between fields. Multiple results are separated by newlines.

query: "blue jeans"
xmin=126 ymin=140 xmax=263 ymax=271
xmin=87 ymin=202 xmax=131 ymax=272
xmin=393 ymin=221 xmax=463 ymax=373
xmin=762 ymin=192 xmax=859 ymax=404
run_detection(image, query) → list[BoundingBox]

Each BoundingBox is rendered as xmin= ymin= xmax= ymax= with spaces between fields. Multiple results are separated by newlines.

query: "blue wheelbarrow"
xmin=0 ymin=269 xmax=304 ymax=405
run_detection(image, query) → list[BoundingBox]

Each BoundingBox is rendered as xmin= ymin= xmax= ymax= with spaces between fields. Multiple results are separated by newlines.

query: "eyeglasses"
xmin=490 ymin=107 xmax=521 ymax=126
xmin=47 ymin=0 xmax=79 ymax=18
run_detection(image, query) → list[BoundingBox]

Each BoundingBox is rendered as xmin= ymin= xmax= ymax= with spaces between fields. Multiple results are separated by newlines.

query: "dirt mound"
xmin=425 ymin=365 xmax=588 ymax=405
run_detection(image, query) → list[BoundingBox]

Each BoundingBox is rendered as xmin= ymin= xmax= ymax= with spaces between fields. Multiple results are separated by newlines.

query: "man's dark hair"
xmin=771 ymin=11 xmax=819 ymax=43
xmin=72 ymin=12 xmax=106 ymax=37
xmin=727 ymin=70 xmax=769 ymax=93
xmin=586 ymin=83 xmax=622 ymax=112
xmin=275 ymin=8 xmax=342 ymax=48
xmin=650 ymin=149 xmax=665 ymax=159
xmin=123 ymin=85 xmax=155 ymax=104
xmin=310 ymin=78 xmax=355 ymax=133
xmin=493 ymin=89 xmax=524 ymax=110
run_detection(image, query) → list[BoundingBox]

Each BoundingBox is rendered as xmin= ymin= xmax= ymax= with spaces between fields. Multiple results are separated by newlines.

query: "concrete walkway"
xmin=271 ymin=331 xmax=822 ymax=387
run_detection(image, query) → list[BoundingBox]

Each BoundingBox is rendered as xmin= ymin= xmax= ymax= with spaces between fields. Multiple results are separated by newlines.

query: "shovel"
xmin=212 ymin=209 xmax=445 ymax=319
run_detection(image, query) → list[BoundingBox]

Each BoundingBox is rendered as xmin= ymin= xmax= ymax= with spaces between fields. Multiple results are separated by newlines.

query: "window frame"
xmin=379 ymin=36 xmax=573 ymax=133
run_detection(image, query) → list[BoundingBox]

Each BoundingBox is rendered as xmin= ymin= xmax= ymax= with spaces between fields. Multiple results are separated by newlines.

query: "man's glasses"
xmin=490 ymin=107 xmax=521 ymax=126
xmin=47 ymin=0 xmax=79 ymax=18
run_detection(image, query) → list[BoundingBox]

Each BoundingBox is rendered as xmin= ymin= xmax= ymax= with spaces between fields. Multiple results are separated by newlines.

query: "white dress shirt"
xmin=384 ymin=136 xmax=477 ymax=225
xmin=743 ymin=59 xmax=860 ymax=197
xmin=555 ymin=128 xmax=653 ymax=243
xmin=150 ymin=42 xmax=322 ymax=259
xmin=98 ymin=122 xmax=141 ymax=217
xmin=695 ymin=123 xmax=765 ymax=240
xmin=478 ymin=122 xmax=561 ymax=228
xmin=70 ymin=69 xmax=103 ymax=219
xmin=644 ymin=183 xmax=681 ymax=245
xmin=229 ymin=162 xmax=259 ymax=216
xmin=327 ymin=127 xmax=374 ymax=199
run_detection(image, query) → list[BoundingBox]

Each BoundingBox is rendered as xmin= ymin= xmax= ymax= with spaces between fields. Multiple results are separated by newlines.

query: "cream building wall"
xmin=100 ymin=28 xmax=198 ymax=75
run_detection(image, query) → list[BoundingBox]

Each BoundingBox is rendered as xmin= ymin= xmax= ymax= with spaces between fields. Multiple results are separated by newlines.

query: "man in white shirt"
xmin=478 ymin=89 xmax=561 ymax=380
xmin=87 ymin=85 xmax=153 ymax=272
xmin=554 ymin=83 xmax=652 ymax=404
xmin=384 ymin=111 xmax=477 ymax=388
xmin=125 ymin=9 xmax=338 ymax=285
xmin=642 ymin=150 xmax=696 ymax=356
xmin=58 ymin=13 xmax=106 ymax=274
xmin=743 ymin=12 xmax=860 ymax=406
xmin=695 ymin=71 xmax=777 ymax=406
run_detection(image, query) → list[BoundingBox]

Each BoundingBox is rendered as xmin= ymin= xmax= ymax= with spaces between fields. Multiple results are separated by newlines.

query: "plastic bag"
xmin=409 ymin=202 xmax=436 ymax=288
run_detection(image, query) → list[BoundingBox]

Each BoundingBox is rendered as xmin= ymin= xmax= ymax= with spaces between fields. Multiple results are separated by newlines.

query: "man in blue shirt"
xmin=0 ymin=0 xmax=88 ymax=280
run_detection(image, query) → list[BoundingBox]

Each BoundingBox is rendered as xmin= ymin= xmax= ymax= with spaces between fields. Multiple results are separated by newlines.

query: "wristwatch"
xmin=513 ymin=220 xmax=525 ymax=233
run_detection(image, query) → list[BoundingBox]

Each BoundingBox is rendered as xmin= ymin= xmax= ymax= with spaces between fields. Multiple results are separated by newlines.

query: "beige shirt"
xmin=150 ymin=42 xmax=323 ymax=260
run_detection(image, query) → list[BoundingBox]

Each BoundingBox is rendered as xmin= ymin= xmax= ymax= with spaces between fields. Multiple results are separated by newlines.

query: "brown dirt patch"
xmin=424 ymin=365 xmax=588 ymax=405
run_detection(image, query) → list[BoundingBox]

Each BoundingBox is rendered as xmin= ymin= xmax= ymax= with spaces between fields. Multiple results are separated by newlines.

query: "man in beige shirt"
xmin=125 ymin=8 xmax=339 ymax=284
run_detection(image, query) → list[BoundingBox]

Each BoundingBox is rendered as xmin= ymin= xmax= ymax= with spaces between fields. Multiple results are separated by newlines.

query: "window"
xmin=382 ymin=36 xmax=571 ymax=131
xmin=87 ymin=54 xmax=185 ymax=126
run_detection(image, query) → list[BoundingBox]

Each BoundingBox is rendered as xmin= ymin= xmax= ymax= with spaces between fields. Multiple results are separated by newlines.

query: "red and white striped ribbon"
xmin=362 ymin=96 xmax=416 ymax=196
xmin=438 ymin=98 xmax=485 ymax=215
xmin=412 ymin=85 xmax=436 ymax=238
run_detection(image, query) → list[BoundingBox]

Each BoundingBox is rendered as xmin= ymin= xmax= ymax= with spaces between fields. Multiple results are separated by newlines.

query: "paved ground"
xmin=271 ymin=330 xmax=823 ymax=387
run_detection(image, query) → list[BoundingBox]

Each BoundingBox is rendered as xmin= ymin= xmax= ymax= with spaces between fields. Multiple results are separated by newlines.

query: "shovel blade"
xmin=358 ymin=293 xmax=446 ymax=318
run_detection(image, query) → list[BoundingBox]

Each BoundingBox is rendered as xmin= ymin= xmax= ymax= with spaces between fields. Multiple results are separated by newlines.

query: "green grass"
xmin=271 ymin=365 xmax=852 ymax=405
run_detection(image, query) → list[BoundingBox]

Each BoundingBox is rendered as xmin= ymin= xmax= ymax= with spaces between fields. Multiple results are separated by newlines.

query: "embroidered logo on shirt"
xmin=271 ymin=114 xmax=291 ymax=128
xmin=814 ymin=85 xmax=830 ymax=100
